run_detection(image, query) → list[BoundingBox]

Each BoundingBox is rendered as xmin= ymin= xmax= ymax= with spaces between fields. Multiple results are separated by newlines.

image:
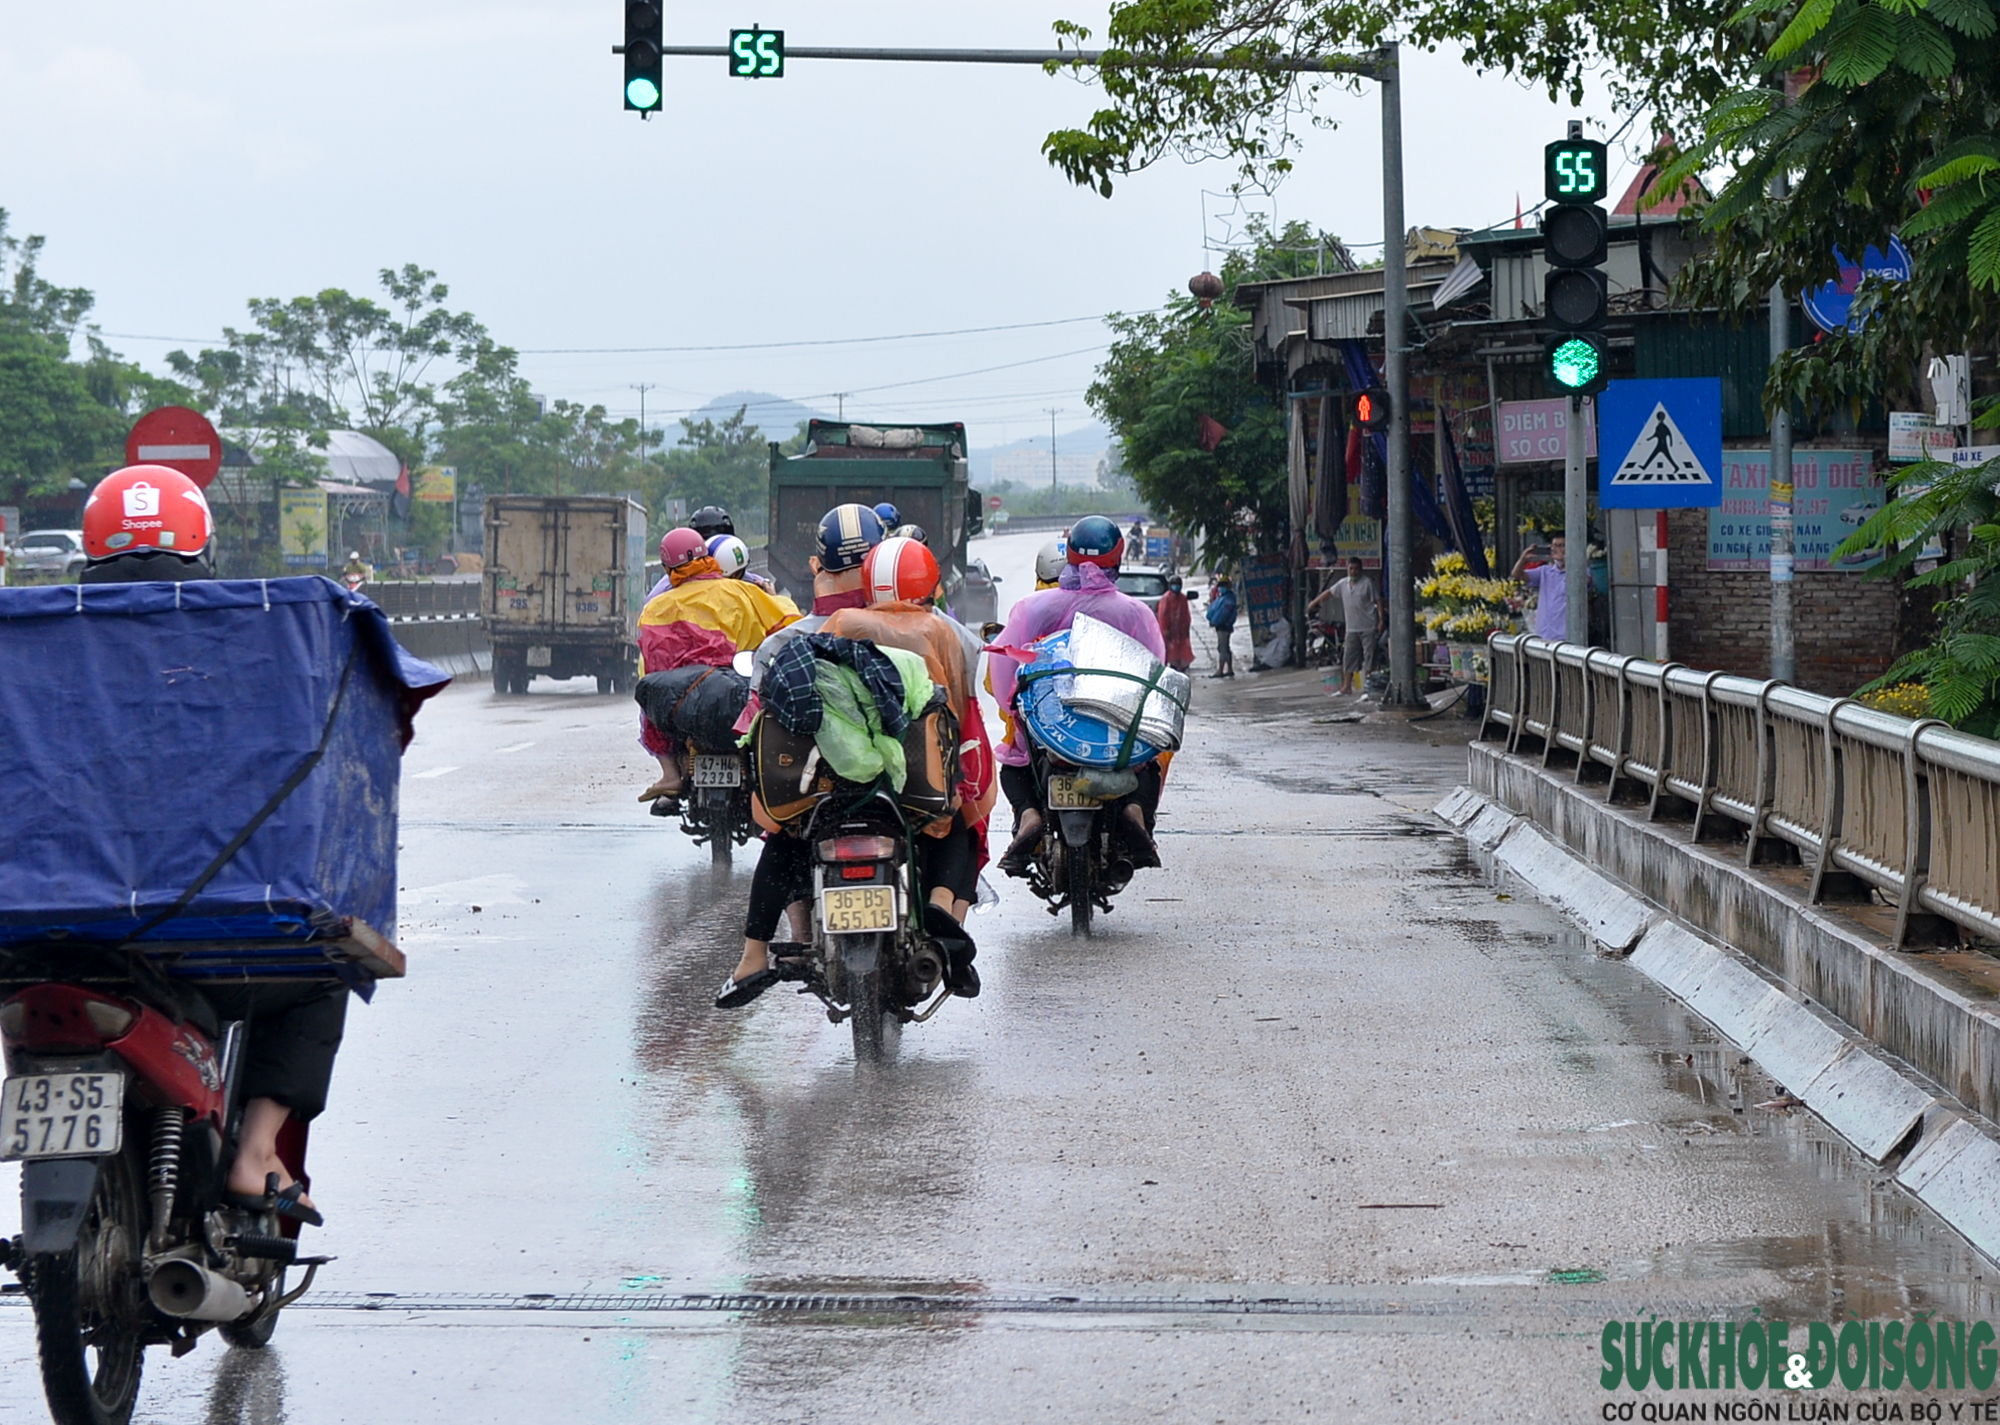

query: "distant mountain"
xmin=693 ymin=391 xmax=829 ymax=442
xmin=969 ymin=421 xmax=1115 ymax=484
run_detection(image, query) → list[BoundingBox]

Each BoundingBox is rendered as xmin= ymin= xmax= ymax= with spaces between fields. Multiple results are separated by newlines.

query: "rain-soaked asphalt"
xmin=3 ymin=530 xmax=1996 ymax=1424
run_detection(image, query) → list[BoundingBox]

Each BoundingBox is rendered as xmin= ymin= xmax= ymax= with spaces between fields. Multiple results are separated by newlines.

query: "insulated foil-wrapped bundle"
xmin=1058 ymin=613 xmax=1191 ymax=751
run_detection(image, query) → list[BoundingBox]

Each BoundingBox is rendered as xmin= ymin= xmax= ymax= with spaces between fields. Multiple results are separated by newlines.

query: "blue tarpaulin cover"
xmin=0 ymin=577 xmax=448 ymax=952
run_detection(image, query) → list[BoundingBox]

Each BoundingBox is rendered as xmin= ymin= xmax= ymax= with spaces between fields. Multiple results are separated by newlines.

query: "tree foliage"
xmin=1043 ymin=0 xmax=1758 ymax=195
xmin=646 ymin=406 xmax=770 ymax=521
xmin=1664 ymin=0 xmax=2000 ymax=728
xmin=0 ymin=211 xmax=193 ymax=503
xmin=1087 ymin=220 xmax=1333 ymax=562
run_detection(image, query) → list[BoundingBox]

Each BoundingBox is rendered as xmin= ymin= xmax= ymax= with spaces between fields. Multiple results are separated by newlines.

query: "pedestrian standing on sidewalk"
xmin=1316 ymin=557 xmax=1382 ymax=695
xmin=1205 ymin=575 xmax=1238 ymax=678
xmin=1510 ymin=534 xmax=1567 ymax=643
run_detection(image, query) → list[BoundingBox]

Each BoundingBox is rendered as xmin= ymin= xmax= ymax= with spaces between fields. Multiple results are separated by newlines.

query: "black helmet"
xmin=690 ymin=505 xmax=734 ymax=537
xmin=889 ymin=523 xmax=929 ymax=546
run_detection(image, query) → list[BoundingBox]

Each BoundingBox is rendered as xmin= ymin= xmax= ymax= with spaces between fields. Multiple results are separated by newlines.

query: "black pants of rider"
xmin=745 ymin=832 xmax=813 ymax=942
xmin=195 ymin=980 xmax=349 ymax=1122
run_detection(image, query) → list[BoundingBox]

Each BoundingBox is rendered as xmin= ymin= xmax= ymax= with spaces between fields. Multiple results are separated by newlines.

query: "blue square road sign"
xmin=1597 ymin=378 xmax=1723 ymax=509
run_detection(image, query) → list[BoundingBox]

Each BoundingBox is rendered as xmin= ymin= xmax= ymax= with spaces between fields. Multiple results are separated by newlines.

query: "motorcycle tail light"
xmin=2 ymin=986 xmax=138 ymax=1051
xmin=839 ymin=864 xmax=876 ymax=881
xmin=817 ymin=835 xmax=897 ymax=862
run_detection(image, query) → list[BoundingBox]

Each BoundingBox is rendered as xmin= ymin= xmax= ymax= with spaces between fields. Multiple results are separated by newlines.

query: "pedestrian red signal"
xmin=1352 ymin=387 xmax=1391 ymax=432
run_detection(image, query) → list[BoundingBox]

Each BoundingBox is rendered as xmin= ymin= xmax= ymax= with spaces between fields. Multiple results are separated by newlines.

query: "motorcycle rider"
xmin=705 ymin=532 xmax=780 ymax=593
xmin=873 ymin=501 xmax=900 ymax=529
xmin=718 ymin=504 xmax=888 ymax=1008
xmin=987 ymin=515 xmax=1170 ymax=876
xmin=820 ymin=536 xmax=994 ymax=996
xmin=636 ymin=527 xmax=798 ymax=807
xmin=691 ymin=504 xmax=735 ymax=540
xmin=1033 ymin=540 xmax=1065 ymax=590
xmin=78 ymin=465 xmax=337 ymax=1225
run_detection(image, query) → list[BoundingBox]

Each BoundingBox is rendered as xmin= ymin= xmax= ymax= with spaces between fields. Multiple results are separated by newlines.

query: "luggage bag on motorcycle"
xmin=0 ymin=578 xmax=450 ymax=959
xmin=896 ymin=696 xmax=960 ymax=826
xmin=1018 ymin=630 xmax=1164 ymax=770
xmin=634 ymin=664 xmax=751 ymax=753
xmin=753 ymin=716 xmax=842 ymax=824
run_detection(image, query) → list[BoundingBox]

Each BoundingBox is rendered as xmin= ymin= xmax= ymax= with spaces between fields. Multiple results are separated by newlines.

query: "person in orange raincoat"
xmin=1156 ymin=575 xmax=1195 ymax=673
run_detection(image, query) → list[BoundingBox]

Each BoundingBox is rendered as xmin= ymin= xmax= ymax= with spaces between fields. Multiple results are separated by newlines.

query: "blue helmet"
xmin=817 ymin=503 xmax=887 ymax=573
xmin=1065 ymin=514 xmax=1125 ymax=570
xmin=873 ymin=502 xmax=900 ymax=527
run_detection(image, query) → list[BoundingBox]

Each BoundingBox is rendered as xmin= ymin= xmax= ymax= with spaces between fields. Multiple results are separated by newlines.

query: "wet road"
xmin=3 ymin=531 xmax=1995 ymax=1423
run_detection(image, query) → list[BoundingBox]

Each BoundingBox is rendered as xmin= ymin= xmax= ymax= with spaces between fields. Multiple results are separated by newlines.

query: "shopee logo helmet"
xmin=84 ymin=466 xmax=212 ymax=560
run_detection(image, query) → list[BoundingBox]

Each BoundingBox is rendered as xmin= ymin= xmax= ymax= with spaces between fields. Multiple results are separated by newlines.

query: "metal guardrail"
xmin=1479 ymin=632 xmax=2000 ymax=950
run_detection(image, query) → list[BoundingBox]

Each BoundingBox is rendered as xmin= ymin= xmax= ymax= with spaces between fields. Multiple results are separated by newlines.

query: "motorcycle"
xmin=2 ymin=950 xmax=328 ymax=1425
xmin=657 ymin=743 xmax=755 ymax=864
xmin=787 ymin=787 xmax=954 ymax=1061
xmin=1021 ymin=755 xmax=1140 ymax=938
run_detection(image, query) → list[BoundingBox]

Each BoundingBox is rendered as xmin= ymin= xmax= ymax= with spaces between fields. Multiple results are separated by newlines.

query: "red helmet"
xmin=83 ymin=465 xmax=213 ymax=561
xmin=659 ymin=526 xmax=708 ymax=569
xmin=863 ymin=535 xmax=939 ymax=604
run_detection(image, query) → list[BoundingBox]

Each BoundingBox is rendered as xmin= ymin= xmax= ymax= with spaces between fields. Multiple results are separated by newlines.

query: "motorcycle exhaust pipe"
xmin=911 ymin=946 xmax=945 ymax=989
xmin=147 ymin=1258 xmax=254 ymax=1322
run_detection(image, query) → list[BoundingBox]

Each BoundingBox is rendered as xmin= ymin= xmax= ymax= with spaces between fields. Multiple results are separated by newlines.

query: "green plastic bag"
xmin=809 ymin=645 xmax=935 ymax=788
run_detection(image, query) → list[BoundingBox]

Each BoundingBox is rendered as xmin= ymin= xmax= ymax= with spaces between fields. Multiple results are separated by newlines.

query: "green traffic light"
xmin=626 ymin=76 xmax=661 ymax=109
xmin=1549 ymin=337 xmax=1600 ymax=390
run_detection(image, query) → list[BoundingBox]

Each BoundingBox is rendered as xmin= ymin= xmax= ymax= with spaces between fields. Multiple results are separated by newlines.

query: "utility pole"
xmin=1767 ymin=171 xmax=1796 ymax=683
xmin=834 ymin=392 xmax=850 ymax=420
xmin=1378 ymin=43 xmax=1423 ymax=709
xmin=1046 ymin=408 xmax=1063 ymax=496
xmin=630 ymin=383 xmax=655 ymax=461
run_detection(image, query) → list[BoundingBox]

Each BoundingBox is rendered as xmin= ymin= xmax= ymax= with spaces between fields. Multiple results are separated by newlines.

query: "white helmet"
xmin=1034 ymin=540 xmax=1066 ymax=583
xmin=707 ymin=533 xmax=750 ymax=577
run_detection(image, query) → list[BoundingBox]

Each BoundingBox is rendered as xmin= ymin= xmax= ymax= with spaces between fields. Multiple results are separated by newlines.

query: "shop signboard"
xmin=1706 ymin=449 xmax=1883 ymax=572
xmin=1240 ymin=555 xmax=1290 ymax=651
xmin=1496 ymin=399 xmax=1596 ymax=465
xmin=413 ymin=466 xmax=457 ymax=503
xmin=1888 ymin=412 xmax=1959 ymax=463
xmin=1332 ymin=516 xmax=1381 ymax=568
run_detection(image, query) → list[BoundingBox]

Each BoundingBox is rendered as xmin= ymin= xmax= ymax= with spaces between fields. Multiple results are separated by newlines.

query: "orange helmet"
xmin=83 ymin=465 xmax=213 ymax=561
xmin=863 ymin=535 xmax=939 ymax=605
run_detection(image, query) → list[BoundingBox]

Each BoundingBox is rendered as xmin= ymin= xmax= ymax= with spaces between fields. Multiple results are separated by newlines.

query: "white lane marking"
xmin=412 ymin=765 xmax=461 ymax=779
xmin=497 ymin=741 xmax=536 ymax=753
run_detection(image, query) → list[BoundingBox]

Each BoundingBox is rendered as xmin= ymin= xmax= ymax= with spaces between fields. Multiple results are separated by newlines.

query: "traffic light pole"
xmin=1565 ymin=395 xmax=1590 ymax=645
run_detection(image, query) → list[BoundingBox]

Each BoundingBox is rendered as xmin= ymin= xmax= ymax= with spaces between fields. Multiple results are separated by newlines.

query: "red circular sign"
xmin=125 ymin=406 xmax=223 ymax=488
xmin=988 ymin=495 xmax=1003 ymax=511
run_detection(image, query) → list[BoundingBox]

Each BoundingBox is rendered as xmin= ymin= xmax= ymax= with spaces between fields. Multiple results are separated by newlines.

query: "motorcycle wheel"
xmin=219 ymin=1270 xmax=283 ymax=1349
xmin=1068 ymin=844 xmax=1095 ymax=938
xmin=849 ymin=942 xmax=887 ymax=1063
xmin=31 ymin=1151 xmax=147 ymax=1425
xmin=710 ymin=830 xmax=732 ymax=865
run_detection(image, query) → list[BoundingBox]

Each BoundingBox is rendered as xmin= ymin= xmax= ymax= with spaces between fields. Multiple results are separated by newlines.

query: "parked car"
xmin=1114 ymin=565 xmax=1172 ymax=613
xmin=9 ymin=529 xmax=87 ymax=578
xmin=956 ymin=556 xmax=1003 ymax=627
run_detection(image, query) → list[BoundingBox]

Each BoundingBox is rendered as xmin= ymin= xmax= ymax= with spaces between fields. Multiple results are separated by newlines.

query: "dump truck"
xmin=766 ymin=420 xmax=982 ymax=607
xmin=482 ymin=495 xmax=648 ymax=694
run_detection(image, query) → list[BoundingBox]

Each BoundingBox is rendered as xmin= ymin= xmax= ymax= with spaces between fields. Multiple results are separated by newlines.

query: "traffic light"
xmin=729 ymin=28 xmax=786 ymax=77
xmin=1351 ymin=386 xmax=1391 ymax=432
xmin=623 ymin=0 xmax=663 ymax=112
xmin=1542 ymin=127 xmax=1609 ymax=394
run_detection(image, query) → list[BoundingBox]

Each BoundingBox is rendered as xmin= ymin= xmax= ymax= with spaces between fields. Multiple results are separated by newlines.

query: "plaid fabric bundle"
xmin=762 ymin=633 xmax=912 ymax=739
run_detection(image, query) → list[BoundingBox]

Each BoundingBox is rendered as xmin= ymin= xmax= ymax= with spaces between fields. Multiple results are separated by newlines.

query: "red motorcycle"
xmin=2 ymin=948 xmax=352 ymax=1425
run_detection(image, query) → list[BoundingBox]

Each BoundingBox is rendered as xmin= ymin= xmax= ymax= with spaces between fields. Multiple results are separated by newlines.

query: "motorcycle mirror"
xmin=731 ymin=650 xmax=754 ymax=677
xmin=980 ymin=622 xmax=1004 ymax=643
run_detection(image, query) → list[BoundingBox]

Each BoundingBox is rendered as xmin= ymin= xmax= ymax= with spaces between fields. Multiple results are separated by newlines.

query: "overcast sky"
xmin=0 ymin=2 xmax=1623 ymax=450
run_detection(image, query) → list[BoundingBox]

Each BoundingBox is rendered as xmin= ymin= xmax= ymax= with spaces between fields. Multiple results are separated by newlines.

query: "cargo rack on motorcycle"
xmin=0 ymin=917 xmax=405 ymax=988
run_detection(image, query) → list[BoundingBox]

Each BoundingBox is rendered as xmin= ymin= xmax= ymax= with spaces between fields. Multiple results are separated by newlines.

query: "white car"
xmin=8 ymin=529 xmax=87 ymax=578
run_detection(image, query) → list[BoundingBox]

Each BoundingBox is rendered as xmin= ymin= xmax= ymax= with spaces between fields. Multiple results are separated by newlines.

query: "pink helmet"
xmin=659 ymin=526 xmax=708 ymax=569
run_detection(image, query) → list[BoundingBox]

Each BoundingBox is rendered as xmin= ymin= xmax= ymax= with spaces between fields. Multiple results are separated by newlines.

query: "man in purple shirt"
xmin=1512 ymin=534 xmax=1568 ymax=642
xmin=989 ymin=515 xmax=1170 ymax=874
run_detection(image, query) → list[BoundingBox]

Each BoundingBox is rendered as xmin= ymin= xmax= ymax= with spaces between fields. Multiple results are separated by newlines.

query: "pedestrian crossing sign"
xmin=1596 ymin=378 xmax=1724 ymax=509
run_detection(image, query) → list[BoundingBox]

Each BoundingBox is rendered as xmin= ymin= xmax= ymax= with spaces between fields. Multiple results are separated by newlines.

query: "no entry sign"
xmin=125 ymin=406 xmax=223 ymax=488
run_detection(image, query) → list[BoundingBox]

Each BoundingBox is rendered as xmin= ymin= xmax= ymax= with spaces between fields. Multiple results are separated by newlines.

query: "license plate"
xmin=526 ymin=645 xmax=553 ymax=668
xmin=1046 ymin=774 xmax=1101 ymax=810
xmin=2 ymin=1073 xmax=124 ymax=1161
xmin=691 ymin=755 xmax=741 ymax=787
xmin=820 ymin=885 xmax=896 ymax=935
